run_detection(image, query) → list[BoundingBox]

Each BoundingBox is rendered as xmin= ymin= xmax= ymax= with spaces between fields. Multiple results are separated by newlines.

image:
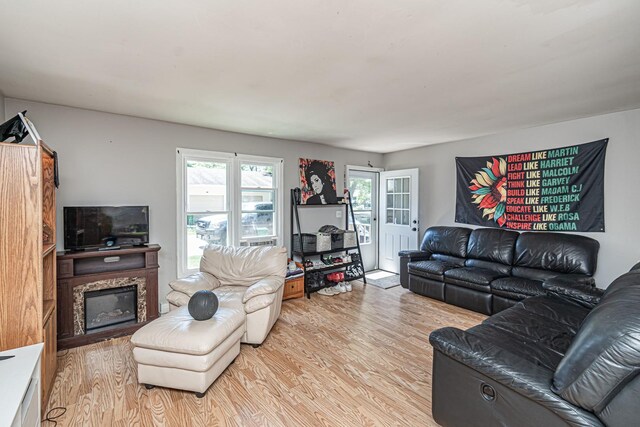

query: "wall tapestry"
xmin=455 ymin=138 xmax=607 ymax=232
xmin=299 ymin=158 xmax=338 ymax=204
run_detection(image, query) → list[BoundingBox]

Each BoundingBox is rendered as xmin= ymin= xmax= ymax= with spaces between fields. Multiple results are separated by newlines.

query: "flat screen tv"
xmin=64 ymin=206 xmax=149 ymax=250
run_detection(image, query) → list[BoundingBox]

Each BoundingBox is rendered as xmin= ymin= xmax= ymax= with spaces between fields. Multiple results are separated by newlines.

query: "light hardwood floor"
xmin=45 ymin=282 xmax=486 ymax=426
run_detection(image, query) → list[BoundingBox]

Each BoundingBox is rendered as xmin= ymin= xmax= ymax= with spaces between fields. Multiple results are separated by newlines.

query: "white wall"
xmin=0 ymin=93 xmax=5 ymax=120
xmin=5 ymin=98 xmax=383 ymax=304
xmin=383 ymin=108 xmax=640 ymax=288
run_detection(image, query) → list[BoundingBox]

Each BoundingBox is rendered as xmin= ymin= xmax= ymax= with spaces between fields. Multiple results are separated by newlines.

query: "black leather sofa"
xmin=399 ymin=226 xmax=599 ymax=315
xmin=429 ymin=265 xmax=640 ymax=427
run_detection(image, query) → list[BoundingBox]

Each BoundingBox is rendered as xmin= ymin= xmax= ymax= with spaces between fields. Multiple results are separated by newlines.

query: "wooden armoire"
xmin=0 ymin=138 xmax=58 ymax=409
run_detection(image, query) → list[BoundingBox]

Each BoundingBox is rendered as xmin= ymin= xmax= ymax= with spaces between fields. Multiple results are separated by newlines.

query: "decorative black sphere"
xmin=188 ymin=290 xmax=219 ymax=321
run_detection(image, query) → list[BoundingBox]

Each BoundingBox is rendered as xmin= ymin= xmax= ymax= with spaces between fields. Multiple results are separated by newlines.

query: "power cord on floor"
xmin=42 ymin=407 xmax=66 ymax=426
xmin=42 ymin=351 xmax=69 ymax=425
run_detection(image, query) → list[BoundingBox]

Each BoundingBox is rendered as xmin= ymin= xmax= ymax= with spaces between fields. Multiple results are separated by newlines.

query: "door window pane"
xmin=349 ymin=177 xmax=372 ymax=211
xmin=386 ymin=209 xmax=393 ymax=223
xmin=402 ymin=210 xmax=410 ymax=226
xmin=387 ymin=178 xmax=395 ymax=193
xmin=353 ymin=212 xmax=372 ymax=244
xmin=186 ymin=161 xmax=227 ymax=212
xmin=402 ymin=194 xmax=409 ymax=209
xmin=394 ymin=210 xmax=403 ymax=225
xmin=241 ymin=164 xmax=274 ymax=188
xmin=403 ymin=177 xmax=409 ymax=193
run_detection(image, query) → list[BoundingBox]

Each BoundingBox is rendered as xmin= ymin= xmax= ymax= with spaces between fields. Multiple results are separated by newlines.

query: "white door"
xmin=348 ymin=169 xmax=379 ymax=271
xmin=379 ymin=169 xmax=419 ymax=273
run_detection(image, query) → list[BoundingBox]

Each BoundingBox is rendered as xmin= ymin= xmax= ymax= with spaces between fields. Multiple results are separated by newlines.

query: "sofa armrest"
xmin=429 ymin=327 xmax=599 ymax=425
xmin=168 ymin=272 xmax=220 ymax=297
xmin=430 ymin=327 xmax=556 ymax=391
xmin=243 ymin=276 xmax=284 ymax=303
xmin=398 ymin=250 xmax=431 ymax=260
xmin=398 ymin=250 xmax=431 ymax=289
xmin=543 ymin=276 xmax=603 ymax=309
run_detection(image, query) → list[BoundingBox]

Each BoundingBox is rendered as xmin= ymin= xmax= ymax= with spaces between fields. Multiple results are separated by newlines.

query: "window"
xmin=386 ymin=177 xmax=410 ymax=225
xmin=177 ymin=149 xmax=283 ymax=277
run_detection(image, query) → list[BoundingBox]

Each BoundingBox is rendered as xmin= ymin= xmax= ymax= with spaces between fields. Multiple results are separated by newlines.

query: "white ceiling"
xmin=1 ymin=1 xmax=639 ymax=153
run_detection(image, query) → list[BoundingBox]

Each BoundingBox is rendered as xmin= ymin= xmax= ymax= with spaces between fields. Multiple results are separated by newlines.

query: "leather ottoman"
xmin=131 ymin=305 xmax=245 ymax=397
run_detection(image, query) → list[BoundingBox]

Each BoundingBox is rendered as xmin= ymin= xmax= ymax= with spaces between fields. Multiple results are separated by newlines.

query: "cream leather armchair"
xmin=166 ymin=244 xmax=287 ymax=345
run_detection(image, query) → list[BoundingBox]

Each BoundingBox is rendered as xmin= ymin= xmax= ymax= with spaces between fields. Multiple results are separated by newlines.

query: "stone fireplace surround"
xmin=73 ymin=277 xmax=147 ymax=335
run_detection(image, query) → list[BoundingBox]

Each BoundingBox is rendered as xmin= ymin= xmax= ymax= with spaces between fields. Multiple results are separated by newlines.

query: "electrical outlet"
xmin=336 ymin=211 xmax=343 ymax=218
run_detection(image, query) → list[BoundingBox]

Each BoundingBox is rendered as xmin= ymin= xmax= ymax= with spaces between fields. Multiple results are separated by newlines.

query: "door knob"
xmin=412 ymin=227 xmax=417 ymax=232
xmin=412 ymin=220 xmax=418 ymax=224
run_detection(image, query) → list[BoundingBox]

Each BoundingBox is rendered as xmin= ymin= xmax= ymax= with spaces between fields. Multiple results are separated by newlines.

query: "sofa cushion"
xmin=200 ymin=245 xmax=287 ymax=286
xmin=465 ymin=258 xmax=511 ymax=276
xmin=553 ymin=270 xmax=640 ymax=412
xmin=491 ymin=277 xmax=544 ymax=301
xmin=484 ymin=305 xmax=577 ymax=355
xmin=131 ymin=305 xmax=245 ymax=356
xmin=420 ymin=226 xmax=472 ymax=258
xmin=467 ymin=228 xmax=519 ymax=265
xmin=408 ymin=260 xmax=459 ymax=280
xmin=467 ymin=323 xmax=565 ymax=370
xmin=513 ymin=232 xmax=599 ymax=276
xmin=444 ymin=267 xmax=506 ymax=290
xmin=213 ymin=286 xmax=246 ymax=310
xmin=518 ymin=296 xmax=589 ymax=331
xmin=512 ymin=266 xmax=563 ymax=282
xmin=430 ymin=253 xmax=467 ymax=267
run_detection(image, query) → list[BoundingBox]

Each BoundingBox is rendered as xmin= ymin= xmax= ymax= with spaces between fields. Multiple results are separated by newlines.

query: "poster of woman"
xmin=299 ymin=158 xmax=338 ymax=204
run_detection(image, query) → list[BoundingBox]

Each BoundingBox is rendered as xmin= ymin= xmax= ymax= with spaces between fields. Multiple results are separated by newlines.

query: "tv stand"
xmin=56 ymin=244 xmax=160 ymax=349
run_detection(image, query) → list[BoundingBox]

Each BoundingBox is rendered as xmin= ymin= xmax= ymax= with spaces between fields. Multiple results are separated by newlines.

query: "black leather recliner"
xmin=429 ymin=265 xmax=640 ymax=427
xmin=399 ymin=226 xmax=599 ymax=315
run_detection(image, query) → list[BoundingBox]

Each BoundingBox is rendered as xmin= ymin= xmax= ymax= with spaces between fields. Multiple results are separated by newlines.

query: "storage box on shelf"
xmin=330 ymin=232 xmax=344 ymax=250
xmin=293 ymin=233 xmax=332 ymax=253
xmin=343 ymin=231 xmax=357 ymax=248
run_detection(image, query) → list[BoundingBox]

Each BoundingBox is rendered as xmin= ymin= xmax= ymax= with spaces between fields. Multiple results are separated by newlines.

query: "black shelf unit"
xmin=291 ymin=245 xmax=359 ymax=257
xmin=290 ymin=189 xmax=367 ymax=298
xmin=305 ymin=260 xmax=359 ymax=274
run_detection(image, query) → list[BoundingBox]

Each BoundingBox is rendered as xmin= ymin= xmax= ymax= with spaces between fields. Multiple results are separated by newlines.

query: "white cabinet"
xmin=0 ymin=344 xmax=43 ymax=427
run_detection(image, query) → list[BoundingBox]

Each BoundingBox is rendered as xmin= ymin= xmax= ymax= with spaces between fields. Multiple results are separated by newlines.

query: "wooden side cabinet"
xmin=283 ymin=277 xmax=304 ymax=300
